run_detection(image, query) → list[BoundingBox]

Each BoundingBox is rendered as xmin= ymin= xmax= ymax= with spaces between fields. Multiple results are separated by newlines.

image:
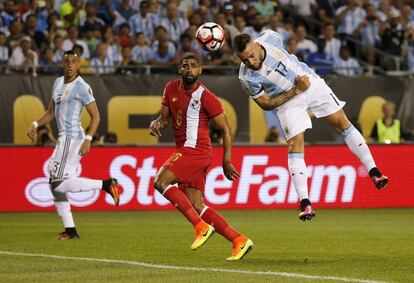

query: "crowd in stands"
xmin=0 ymin=0 xmax=413 ymax=76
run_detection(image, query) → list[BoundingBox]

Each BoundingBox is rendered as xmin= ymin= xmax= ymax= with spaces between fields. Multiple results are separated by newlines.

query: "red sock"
xmin=163 ymin=186 xmax=201 ymax=226
xmin=201 ymin=207 xmax=240 ymax=242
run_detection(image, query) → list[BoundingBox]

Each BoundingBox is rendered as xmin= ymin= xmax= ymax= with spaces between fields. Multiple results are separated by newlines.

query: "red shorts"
xmin=161 ymin=147 xmax=213 ymax=192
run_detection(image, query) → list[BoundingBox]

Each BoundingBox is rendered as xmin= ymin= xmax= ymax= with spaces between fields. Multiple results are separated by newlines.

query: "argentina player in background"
xmin=234 ymin=31 xmax=389 ymax=221
xmin=26 ymin=50 xmax=120 ymax=240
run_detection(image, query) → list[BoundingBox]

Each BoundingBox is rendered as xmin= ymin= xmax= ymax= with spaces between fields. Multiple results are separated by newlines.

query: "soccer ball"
xmin=196 ymin=22 xmax=225 ymax=52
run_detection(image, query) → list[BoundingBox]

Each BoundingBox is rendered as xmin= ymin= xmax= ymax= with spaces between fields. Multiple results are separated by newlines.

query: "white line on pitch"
xmin=0 ymin=250 xmax=387 ymax=283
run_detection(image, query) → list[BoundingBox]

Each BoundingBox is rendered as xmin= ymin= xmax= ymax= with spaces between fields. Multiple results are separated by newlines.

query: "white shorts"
xmin=49 ymin=136 xmax=84 ymax=179
xmin=275 ymin=77 xmax=345 ymax=140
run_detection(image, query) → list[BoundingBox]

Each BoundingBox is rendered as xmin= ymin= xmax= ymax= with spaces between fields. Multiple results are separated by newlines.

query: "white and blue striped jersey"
xmin=52 ymin=76 xmax=95 ymax=139
xmin=239 ymin=30 xmax=318 ymax=99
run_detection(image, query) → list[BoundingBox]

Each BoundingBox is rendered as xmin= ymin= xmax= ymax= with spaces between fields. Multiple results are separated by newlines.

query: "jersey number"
xmin=275 ymin=61 xmax=287 ymax=77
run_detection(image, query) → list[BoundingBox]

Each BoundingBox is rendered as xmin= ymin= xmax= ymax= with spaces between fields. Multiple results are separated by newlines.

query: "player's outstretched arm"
xmin=253 ymin=75 xmax=310 ymax=111
xmin=79 ymin=101 xmax=100 ymax=156
xmin=149 ymin=105 xmax=170 ymax=137
xmin=26 ymin=100 xmax=55 ymax=142
xmin=213 ymin=112 xmax=240 ymax=181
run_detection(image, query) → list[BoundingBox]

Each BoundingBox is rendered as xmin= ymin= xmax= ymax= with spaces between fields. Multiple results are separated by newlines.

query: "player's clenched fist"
xmin=295 ymin=75 xmax=311 ymax=93
xmin=149 ymin=120 xmax=162 ymax=137
xmin=26 ymin=123 xmax=37 ymax=141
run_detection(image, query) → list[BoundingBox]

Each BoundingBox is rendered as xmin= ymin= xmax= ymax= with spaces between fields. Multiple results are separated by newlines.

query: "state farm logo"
xmin=25 ymin=159 xmax=100 ymax=207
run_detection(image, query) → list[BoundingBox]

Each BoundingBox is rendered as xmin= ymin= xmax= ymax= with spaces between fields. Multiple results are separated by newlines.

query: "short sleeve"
xmin=202 ymin=90 xmax=223 ymax=118
xmin=161 ymin=82 xmax=170 ymax=106
xmin=240 ymin=77 xmax=265 ymax=99
xmin=78 ymin=83 xmax=95 ymax=105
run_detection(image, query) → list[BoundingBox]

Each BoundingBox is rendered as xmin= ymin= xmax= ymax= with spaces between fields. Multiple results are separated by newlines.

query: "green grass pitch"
xmin=0 ymin=209 xmax=413 ymax=283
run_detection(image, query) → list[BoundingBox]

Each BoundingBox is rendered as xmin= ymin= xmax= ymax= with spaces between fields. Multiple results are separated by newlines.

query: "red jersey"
xmin=161 ymin=79 xmax=224 ymax=153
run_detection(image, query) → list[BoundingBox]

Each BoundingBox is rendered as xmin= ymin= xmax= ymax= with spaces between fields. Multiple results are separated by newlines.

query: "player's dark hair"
xmin=179 ymin=53 xmax=200 ymax=65
xmin=234 ymin=33 xmax=252 ymax=52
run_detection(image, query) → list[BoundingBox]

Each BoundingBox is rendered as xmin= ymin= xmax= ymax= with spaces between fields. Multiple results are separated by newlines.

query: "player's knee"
xmin=154 ymin=177 xmax=168 ymax=193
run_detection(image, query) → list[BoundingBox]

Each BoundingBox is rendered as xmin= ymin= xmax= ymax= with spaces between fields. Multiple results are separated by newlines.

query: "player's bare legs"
xmin=154 ymin=168 xmax=215 ymax=250
xmin=184 ymin=188 xmax=253 ymax=260
xmin=324 ymin=109 xmax=389 ymax=189
xmin=287 ymin=132 xmax=315 ymax=221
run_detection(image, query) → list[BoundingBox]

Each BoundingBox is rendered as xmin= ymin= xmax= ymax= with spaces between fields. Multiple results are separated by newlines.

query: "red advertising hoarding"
xmin=1 ymin=145 xmax=412 ymax=212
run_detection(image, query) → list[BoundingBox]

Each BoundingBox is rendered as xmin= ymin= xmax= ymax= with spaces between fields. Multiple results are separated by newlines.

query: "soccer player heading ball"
xmin=149 ymin=53 xmax=253 ymax=260
xmin=234 ymin=31 xmax=389 ymax=221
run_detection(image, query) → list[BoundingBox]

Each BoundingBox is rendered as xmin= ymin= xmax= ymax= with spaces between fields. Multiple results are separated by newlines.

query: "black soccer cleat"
xmin=369 ymin=167 xmax=389 ymax=190
xmin=298 ymin=198 xmax=316 ymax=221
xmin=57 ymin=231 xmax=80 ymax=240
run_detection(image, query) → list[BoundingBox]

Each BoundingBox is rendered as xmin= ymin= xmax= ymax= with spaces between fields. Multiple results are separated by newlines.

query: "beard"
xmin=182 ymin=74 xmax=198 ymax=85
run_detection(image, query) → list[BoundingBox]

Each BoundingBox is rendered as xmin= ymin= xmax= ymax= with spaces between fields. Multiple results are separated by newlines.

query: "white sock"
xmin=288 ymin=153 xmax=309 ymax=200
xmin=342 ymin=125 xmax=376 ymax=171
xmin=51 ymin=188 xmax=75 ymax=228
xmin=54 ymin=178 xmax=103 ymax=194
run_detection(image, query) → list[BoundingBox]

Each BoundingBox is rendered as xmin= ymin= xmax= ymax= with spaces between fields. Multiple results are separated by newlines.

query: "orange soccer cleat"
xmin=226 ymin=235 xmax=254 ymax=260
xmin=191 ymin=221 xmax=215 ymax=250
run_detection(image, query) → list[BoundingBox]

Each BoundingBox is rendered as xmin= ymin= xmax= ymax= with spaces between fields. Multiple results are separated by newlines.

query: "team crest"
xmin=190 ymin=99 xmax=200 ymax=110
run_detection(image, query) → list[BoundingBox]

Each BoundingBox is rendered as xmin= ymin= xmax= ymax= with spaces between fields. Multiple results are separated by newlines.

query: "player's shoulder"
xmin=199 ymin=81 xmax=215 ymax=97
xmin=257 ymin=29 xmax=283 ymax=42
xmin=165 ymin=79 xmax=181 ymax=90
xmin=76 ymin=75 xmax=90 ymax=87
xmin=54 ymin=76 xmax=64 ymax=84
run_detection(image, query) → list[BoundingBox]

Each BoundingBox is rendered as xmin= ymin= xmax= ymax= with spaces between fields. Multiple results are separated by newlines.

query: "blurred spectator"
xmin=22 ymin=0 xmax=58 ymax=33
xmin=0 ymin=32 xmax=10 ymax=66
xmin=118 ymin=23 xmax=132 ymax=47
xmin=39 ymin=47 xmax=61 ymax=75
xmin=150 ymin=38 xmax=175 ymax=67
xmin=160 ymin=3 xmax=189 ymax=45
xmin=321 ymin=22 xmax=341 ymax=59
xmin=115 ymin=0 xmax=136 ymax=22
xmin=244 ymin=13 xmax=267 ymax=39
xmin=72 ymin=44 xmax=92 ymax=74
xmin=60 ymin=0 xmax=83 ymax=28
xmin=128 ymin=0 xmax=160 ymax=41
xmin=400 ymin=3 xmax=414 ymax=30
xmin=335 ymin=0 xmax=366 ymax=37
xmin=370 ymin=100 xmax=412 ymax=144
xmin=291 ymin=0 xmax=317 ymax=32
xmin=80 ymin=2 xmax=106 ymax=34
xmin=380 ymin=11 xmax=404 ymax=56
xmin=1 ymin=0 xmax=17 ymax=28
xmin=188 ymin=11 xmax=203 ymax=28
xmin=63 ymin=25 xmax=90 ymax=59
xmin=286 ymin=36 xmax=300 ymax=58
xmin=116 ymin=45 xmax=137 ymax=74
xmin=214 ymin=12 xmax=239 ymax=44
xmin=24 ymin=14 xmax=47 ymax=51
xmin=205 ymin=43 xmax=239 ymax=74
xmin=7 ymin=36 xmax=38 ymax=74
xmin=377 ymin=0 xmax=394 ymax=22
xmin=7 ymin=19 xmax=25 ymax=49
xmin=264 ymin=126 xmax=280 ymax=143
xmin=357 ymin=4 xmax=381 ymax=47
xmin=35 ymin=125 xmax=56 ymax=146
xmin=255 ymin=0 xmax=276 ymax=19
xmin=103 ymin=132 xmax=118 ymax=143
xmin=268 ymin=13 xmax=290 ymax=42
xmin=102 ymin=26 xmax=122 ymax=64
xmin=96 ymin=0 xmax=117 ymax=25
xmin=83 ymin=26 xmax=100 ymax=55
xmin=52 ymin=34 xmax=65 ymax=63
xmin=234 ymin=15 xmax=246 ymax=33
xmin=307 ymin=38 xmax=334 ymax=76
xmin=334 ymin=45 xmax=362 ymax=76
xmin=45 ymin=13 xmax=66 ymax=45
xmin=131 ymin=32 xmax=152 ymax=63
xmin=173 ymin=33 xmax=200 ymax=61
xmin=151 ymin=25 xmax=176 ymax=56
xmin=405 ymin=28 xmax=414 ymax=72
xmin=90 ymin=42 xmax=114 ymax=74
xmin=296 ymin=24 xmax=317 ymax=61
xmin=198 ymin=0 xmax=219 ymax=23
